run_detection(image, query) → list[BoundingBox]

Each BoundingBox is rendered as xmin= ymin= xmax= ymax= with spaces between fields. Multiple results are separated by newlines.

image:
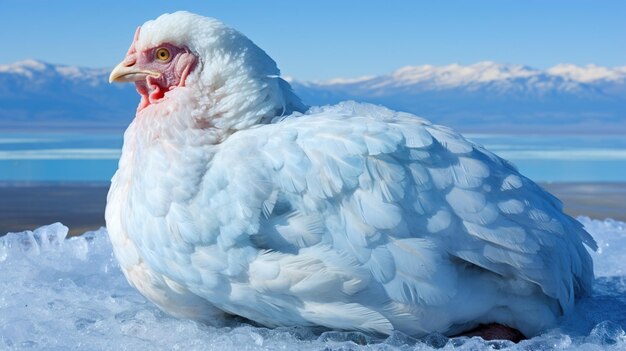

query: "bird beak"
xmin=109 ymin=57 xmax=160 ymax=83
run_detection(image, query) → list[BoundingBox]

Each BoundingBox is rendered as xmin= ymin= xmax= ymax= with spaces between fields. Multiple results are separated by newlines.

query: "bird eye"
xmin=155 ymin=48 xmax=171 ymax=61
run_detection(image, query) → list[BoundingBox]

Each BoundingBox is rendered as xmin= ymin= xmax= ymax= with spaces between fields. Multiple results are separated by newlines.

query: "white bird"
xmin=106 ymin=11 xmax=596 ymax=341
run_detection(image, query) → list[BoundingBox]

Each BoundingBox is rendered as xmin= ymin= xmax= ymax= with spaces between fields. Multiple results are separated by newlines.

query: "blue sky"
xmin=1 ymin=0 xmax=624 ymax=80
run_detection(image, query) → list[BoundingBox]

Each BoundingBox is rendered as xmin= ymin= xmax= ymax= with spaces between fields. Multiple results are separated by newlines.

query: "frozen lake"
xmin=1 ymin=132 xmax=625 ymax=182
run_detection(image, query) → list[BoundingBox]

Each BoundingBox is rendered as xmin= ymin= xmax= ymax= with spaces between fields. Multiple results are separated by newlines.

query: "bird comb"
xmin=126 ymin=26 xmax=141 ymax=56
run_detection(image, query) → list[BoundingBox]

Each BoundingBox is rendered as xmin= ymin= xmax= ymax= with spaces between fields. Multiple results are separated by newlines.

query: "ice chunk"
xmin=585 ymin=321 xmax=626 ymax=346
xmin=0 ymin=217 xmax=625 ymax=350
xmin=578 ymin=217 xmax=626 ymax=277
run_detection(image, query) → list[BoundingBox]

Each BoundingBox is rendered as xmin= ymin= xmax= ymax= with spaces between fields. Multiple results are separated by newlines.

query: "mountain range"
xmin=1 ymin=59 xmax=624 ymax=133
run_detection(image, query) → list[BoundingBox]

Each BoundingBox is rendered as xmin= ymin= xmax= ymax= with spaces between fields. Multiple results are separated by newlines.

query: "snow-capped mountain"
xmin=1 ymin=60 xmax=624 ymax=132
xmin=0 ymin=60 xmax=136 ymax=130
xmin=290 ymin=61 xmax=626 ymax=133
xmin=293 ymin=61 xmax=626 ymax=95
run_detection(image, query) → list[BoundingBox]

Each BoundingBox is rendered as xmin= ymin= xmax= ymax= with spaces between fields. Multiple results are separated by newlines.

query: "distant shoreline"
xmin=1 ymin=181 xmax=624 ymax=237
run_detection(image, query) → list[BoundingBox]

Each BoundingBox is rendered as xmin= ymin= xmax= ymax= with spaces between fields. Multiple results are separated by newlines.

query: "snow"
xmin=310 ymin=61 xmax=626 ymax=90
xmin=1 ymin=218 xmax=625 ymax=350
xmin=389 ymin=62 xmax=537 ymax=86
xmin=548 ymin=64 xmax=626 ymax=83
xmin=0 ymin=59 xmax=48 ymax=77
xmin=0 ymin=59 xmax=109 ymax=85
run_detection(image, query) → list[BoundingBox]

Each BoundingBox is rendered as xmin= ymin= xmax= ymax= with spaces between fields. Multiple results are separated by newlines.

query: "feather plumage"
xmin=106 ymin=11 xmax=596 ymax=338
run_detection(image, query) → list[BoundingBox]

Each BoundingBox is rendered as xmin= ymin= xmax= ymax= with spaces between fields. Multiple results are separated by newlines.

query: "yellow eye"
xmin=155 ymin=48 xmax=170 ymax=61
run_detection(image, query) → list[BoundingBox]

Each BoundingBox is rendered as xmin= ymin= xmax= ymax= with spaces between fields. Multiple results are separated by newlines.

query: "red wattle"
xmin=135 ymin=81 xmax=150 ymax=112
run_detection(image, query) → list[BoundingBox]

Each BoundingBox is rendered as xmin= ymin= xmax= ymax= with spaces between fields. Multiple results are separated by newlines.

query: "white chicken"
xmin=106 ymin=11 xmax=595 ymax=341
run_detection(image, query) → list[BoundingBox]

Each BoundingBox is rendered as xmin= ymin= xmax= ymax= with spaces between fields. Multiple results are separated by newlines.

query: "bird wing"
xmin=205 ymin=102 xmax=596 ymax=317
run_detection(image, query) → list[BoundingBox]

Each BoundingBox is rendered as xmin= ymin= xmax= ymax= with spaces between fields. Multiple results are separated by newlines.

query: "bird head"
xmin=110 ymin=11 xmax=305 ymax=133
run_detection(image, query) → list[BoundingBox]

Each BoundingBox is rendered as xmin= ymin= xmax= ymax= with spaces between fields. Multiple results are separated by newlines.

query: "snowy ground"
xmin=1 ymin=218 xmax=625 ymax=350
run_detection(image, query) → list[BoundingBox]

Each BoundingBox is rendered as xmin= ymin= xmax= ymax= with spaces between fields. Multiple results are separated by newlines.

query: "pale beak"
xmin=109 ymin=59 xmax=160 ymax=83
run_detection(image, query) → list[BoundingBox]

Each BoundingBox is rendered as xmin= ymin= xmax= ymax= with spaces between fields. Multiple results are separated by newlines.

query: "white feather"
xmin=106 ymin=11 xmax=596 ymax=338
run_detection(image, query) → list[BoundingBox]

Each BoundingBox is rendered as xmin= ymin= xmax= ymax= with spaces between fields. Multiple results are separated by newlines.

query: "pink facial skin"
xmin=123 ymin=28 xmax=198 ymax=112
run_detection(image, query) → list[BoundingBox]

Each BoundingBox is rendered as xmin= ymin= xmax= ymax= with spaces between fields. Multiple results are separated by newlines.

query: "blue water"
xmin=466 ymin=133 xmax=626 ymax=182
xmin=0 ymin=132 xmax=625 ymax=182
xmin=0 ymin=133 xmax=121 ymax=182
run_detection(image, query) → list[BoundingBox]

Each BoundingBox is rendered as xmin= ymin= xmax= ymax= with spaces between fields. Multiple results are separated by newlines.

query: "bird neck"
xmin=189 ymin=72 xmax=305 ymax=133
xmin=119 ymin=110 xmax=221 ymax=216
